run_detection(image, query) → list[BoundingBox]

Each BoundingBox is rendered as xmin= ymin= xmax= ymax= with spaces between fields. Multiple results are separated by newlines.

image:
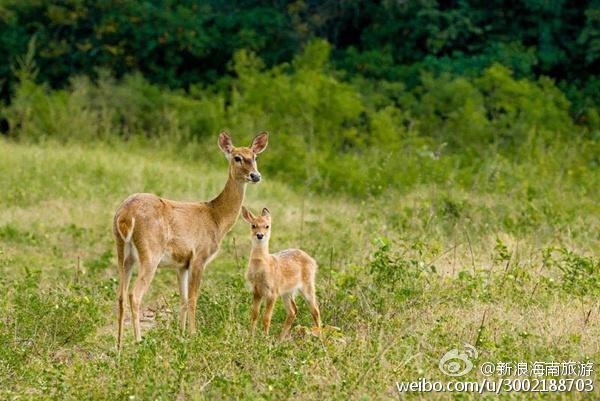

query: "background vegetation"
xmin=1 ymin=1 xmax=599 ymax=114
xmin=1 ymin=0 xmax=599 ymax=198
xmin=0 ymin=0 xmax=598 ymax=399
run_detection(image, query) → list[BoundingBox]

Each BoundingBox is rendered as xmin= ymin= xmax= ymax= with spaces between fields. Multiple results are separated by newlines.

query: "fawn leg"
xmin=280 ymin=294 xmax=297 ymax=340
xmin=250 ymin=291 xmax=262 ymax=336
xmin=301 ymin=285 xmax=321 ymax=329
xmin=262 ymin=296 xmax=276 ymax=335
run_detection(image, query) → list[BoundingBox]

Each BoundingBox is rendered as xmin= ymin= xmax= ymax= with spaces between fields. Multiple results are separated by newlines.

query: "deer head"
xmin=241 ymin=206 xmax=271 ymax=245
xmin=219 ymin=131 xmax=268 ymax=183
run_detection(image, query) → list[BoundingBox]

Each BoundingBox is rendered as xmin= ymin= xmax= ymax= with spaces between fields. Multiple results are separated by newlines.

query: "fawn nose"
xmin=256 ymin=233 xmax=264 ymax=240
xmin=250 ymin=172 xmax=261 ymax=182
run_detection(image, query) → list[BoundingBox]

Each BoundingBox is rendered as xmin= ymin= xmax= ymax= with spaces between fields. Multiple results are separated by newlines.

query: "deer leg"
xmin=301 ymin=285 xmax=321 ymax=329
xmin=250 ymin=291 xmax=262 ymax=336
xmin=129 ymin=250 xmax=159 ymax=343
xmin=176 ymin=267 xmax=189 ymax=332
xmin=187 ymin=256 xmax=208 ymax=334
xmin=308 ymin=300 xmax=321 ymax=330
xmin=262 ymin=296 xmax=276 ymax=336
xmin=117 ymin=241 xmax=135 ymax=350
xmin=280 ymin=294 xmax=297 ymax=340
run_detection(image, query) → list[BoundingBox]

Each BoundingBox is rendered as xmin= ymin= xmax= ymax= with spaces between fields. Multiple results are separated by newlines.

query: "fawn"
xmin=241 ymin=206 xmax=321 ymax=338
xmin=113 ymin=131 xmax=268 ymax=348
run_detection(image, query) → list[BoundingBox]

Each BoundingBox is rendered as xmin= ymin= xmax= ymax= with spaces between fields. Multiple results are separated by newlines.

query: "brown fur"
xmin=113 ymin=131 xmax=268 ymax=348
xmin=241 ymin=206 xmax=321 ymax=339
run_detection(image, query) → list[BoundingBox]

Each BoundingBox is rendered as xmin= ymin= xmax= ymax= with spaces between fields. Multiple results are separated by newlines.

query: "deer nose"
xmin=250 ymin=172 xmax=261 ymax=182
xmin=256 ymin=233 xmax=264 ymax=240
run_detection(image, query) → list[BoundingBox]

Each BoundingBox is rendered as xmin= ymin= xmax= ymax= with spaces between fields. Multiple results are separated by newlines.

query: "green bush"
xmin=2 ymin=41 xmax=596 ymax=198
xmin=416 ymin=64 xmax=575 ymax=151
xmin=368 ymin=238 xmax=432 ymax=301
xmin=3 ymin=71 xmax=225 ymax=142
xmin=555 ymin=249 xmax=600 ymax=297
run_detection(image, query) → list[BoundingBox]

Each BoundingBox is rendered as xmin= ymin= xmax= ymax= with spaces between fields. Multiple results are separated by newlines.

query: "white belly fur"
xmin=158 ymin=252 xmax=182 ymax=268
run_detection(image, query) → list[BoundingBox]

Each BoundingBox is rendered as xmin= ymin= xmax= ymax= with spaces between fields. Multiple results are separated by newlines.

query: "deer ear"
xmin=261 ymin=207 xmax=270 ymax=217
xmin=241 ymin=206 xmax=254 ymax=223
xmin=218 ymin=131 xmax=233 ymax=156
xmin=251 ymin=131 xmax=268 ymax=154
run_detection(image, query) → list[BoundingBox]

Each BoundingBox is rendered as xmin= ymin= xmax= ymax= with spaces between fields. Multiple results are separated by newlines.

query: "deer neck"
xmin=250 ymin=242 xmax=270 ymax=261
xmin=249 ymin=243 xmax=272 ymax=274
xmin=209 ymin=171 xmax=246 ymax=235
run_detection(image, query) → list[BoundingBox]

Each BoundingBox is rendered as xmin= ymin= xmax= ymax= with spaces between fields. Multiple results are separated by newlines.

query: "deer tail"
xmin=116 ymin=216 xmax=136 ymax=243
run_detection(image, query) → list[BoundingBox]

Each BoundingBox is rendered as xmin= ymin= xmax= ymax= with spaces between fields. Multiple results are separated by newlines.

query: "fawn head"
xmin=241 ymin=206 xmax=271 ymax=245
xmin=219 ymin=131 xmax=268 ymax=183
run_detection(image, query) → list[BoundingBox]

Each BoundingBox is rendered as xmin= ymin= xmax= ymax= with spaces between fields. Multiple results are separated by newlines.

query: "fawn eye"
xmin=234 ymin=156 xmax=242 ymax=162
xmin=251 ymin=224 xmax=256 ymax=229
xmin=265 ymin=225 xmax=269 ymax=229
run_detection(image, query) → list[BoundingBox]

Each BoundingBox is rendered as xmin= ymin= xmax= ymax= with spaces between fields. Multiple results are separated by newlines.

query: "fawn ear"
xmin=218 ymin=131 xmax=233 ymax=157
xmin=261 ymin=207 xmax=270 ymax=217
xmin=251 ymin=131 xmax=268 ymax=154
xmin=241 ymin=206 xmax=254 ymax=223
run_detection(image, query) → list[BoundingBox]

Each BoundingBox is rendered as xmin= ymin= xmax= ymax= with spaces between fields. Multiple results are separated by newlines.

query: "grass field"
xmin=0 ymin=138 xmax=598 ymax=400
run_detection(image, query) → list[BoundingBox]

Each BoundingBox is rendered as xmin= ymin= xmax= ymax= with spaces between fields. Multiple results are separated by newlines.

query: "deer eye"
xmin=251 ymin=224 xmax=256 ymax=229
xmin=234 ymin=156 xmax=242 ymax=162
xmin=265 ymin=225 xmax=269 ymax=229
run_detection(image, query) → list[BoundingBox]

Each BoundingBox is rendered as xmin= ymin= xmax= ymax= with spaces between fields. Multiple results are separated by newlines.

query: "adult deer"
xmin=113 ymin=131 xmax=268 ymax=348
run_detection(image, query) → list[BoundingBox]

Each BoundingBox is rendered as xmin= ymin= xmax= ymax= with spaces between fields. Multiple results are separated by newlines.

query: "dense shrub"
xmin=3 ymin=71 xmax=224 ymax=142
xmin=417 ymin=64 xmax=576 ymax=150
xmin=2 ymin=41 xmax=597 ymax=197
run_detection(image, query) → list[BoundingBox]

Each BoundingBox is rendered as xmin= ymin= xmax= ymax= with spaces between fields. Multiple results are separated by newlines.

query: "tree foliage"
xmin=0 ymin=0 xmax=597 ymax=115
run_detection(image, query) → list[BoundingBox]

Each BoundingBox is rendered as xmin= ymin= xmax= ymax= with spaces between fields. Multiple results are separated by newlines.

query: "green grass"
xmin=0 ymin=139 xmax=598 ymax=400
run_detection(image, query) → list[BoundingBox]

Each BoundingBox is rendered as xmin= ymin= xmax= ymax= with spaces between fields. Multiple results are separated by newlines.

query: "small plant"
xmin=493 ymin=238 xmax=510 ymax=265
xmin=369 ymin=237 xmax=432 ymax=300
xmin=556 ymin=248 xmax=600 ymax=297
xmin=0 ymin=224 xmax=39 ymax=245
